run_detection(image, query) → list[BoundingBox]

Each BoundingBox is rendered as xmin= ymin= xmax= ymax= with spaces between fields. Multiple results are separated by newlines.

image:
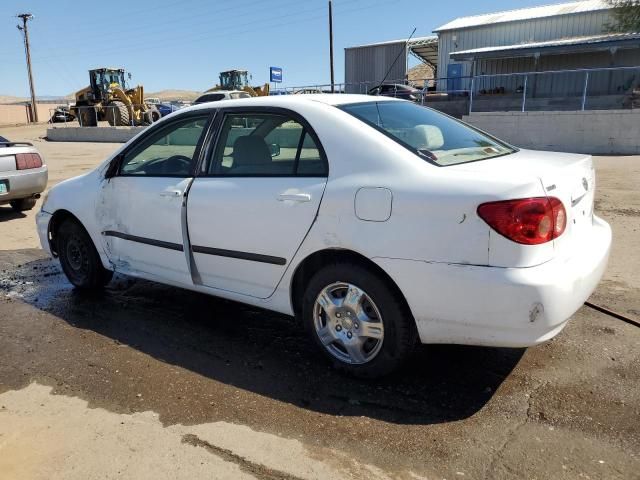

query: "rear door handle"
xmin=277 ymin=193 xmax=311 ymax=202
xmin=159 ymin=189 xmax=182 ymax=197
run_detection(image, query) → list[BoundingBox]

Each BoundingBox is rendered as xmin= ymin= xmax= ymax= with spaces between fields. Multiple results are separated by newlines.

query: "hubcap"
xmin=313 ymin=282 xmax=384 ymax=365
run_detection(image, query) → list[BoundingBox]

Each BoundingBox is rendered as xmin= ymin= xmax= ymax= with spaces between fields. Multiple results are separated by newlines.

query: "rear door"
xmin=187 ymin=108 xmax=328 ymax=298
xmin=97 ymin=113 xmax=212 ymax=285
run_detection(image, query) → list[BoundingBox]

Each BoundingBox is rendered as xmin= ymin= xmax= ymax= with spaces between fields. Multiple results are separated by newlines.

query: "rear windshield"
xmin=340 ymin=101 xmax=516 ymax=166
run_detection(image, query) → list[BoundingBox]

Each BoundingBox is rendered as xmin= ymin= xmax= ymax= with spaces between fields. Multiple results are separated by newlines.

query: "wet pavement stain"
xmin=0 ymin=249 xmax=638 ymax=479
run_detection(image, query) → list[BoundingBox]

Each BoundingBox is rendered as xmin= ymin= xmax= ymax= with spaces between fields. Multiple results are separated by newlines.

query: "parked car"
xmin=194 ymin=90 xmax=251 ymax=104
xmin=37 ymin=95 xmax=611 ymax=377
xmin=157 ymin=102 xmax=180 ymax=117
xmin=293 ymin=88 xmax=323 ymax=95
xmin=145 ymin=97 xmax=161 ymax=106
xmin=368 ymin=84 xmax=422 ymax=101
xmin=49 ymin=106 xmax=75 ymax=123
xmin=1 ymin=136 xmax=48 ymax=212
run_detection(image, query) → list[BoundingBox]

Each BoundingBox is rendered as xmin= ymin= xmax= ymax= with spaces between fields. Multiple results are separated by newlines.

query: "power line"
xmin=43 ymin=0 xmax=303 ymax=46
xmin=32 ymin=0 xmax=358 ymax=56
xmin=29 ymin=0 xmax=375 ymax=63
xmin=21 ymin=0 xmax=396 ymax=92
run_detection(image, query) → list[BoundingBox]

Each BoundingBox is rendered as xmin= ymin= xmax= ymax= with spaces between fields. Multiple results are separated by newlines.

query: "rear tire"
xmin=10 ymin=197 xmax=37 ymax=212
xmin=56 ymin=219 xmax=113 ymax=290
xmin=105 ymin=101 xmax=130 ymax=126
xmin=302 ymin=262 xmax=417 ymax=378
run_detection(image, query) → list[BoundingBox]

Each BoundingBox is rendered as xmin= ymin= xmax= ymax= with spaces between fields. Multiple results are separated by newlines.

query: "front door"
xmin=187 ymin=109 xmax=328 ymax=298
xmin=97 ymin=113 xmax=211 ymax=285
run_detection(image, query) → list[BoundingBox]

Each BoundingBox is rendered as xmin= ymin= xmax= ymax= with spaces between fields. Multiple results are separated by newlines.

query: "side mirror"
xmin=104 ymin=154 xmax=122 ymax=179
xmin=269 ymin=143 xmax=281 ymax=157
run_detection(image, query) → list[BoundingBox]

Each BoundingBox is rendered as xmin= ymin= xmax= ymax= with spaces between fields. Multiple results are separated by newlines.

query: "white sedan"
xmin=36 ymin=95 xmax=611 ymax=377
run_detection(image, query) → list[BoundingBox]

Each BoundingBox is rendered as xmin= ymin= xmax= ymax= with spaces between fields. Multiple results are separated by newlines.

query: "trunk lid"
xmin=451 ymin=149 xmax=595 ymax=265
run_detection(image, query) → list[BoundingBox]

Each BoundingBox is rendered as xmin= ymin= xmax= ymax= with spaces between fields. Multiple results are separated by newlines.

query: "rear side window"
xmin=197 ymin=93 xmax=225 ymax=103
xmin=208 ymin=113 xmax=326 ymax=177
xmin=341 ymin=101 xmax=515 ymax=166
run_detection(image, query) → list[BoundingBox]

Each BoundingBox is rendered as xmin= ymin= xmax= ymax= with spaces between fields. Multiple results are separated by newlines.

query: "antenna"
xmin=376 ymin=27 xmax=417 ymax=92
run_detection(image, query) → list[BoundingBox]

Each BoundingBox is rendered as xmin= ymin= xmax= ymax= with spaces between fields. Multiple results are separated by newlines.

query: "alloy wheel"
xmin=313 ymin=282 xmax=384 ymax=364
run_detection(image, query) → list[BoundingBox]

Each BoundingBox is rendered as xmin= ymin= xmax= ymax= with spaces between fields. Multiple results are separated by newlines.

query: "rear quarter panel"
xmin=287 ymin=103 xmax=545 ymax=267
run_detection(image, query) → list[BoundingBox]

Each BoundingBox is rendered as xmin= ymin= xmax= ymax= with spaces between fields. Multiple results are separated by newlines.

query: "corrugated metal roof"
xmin=451 ymin=32 xmax=640 ymax=59
xmin=346 ymin=35 xmax=436 ymax=50
xmin=434 ymin=0 xmax=609 ymax=32
xmin=345 ymin=36 xmax=439 ymax=75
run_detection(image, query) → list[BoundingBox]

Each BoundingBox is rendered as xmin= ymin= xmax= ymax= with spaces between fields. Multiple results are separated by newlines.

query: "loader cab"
xmin=219 ymin=70 xmax=250 ymax=90
xmin=89 ymin=68 xmax=128 ymax=101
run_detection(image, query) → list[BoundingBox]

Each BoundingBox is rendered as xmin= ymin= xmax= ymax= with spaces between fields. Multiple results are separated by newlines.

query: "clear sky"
xmin=2 ymin=0 xmax=559 ymax=97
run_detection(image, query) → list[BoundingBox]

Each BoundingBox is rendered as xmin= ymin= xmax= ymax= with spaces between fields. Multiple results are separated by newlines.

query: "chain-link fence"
xmin=468 ymin=66 xmax=640 ymax=113
xmin=272 ymin=65 xmax=640 ymax=115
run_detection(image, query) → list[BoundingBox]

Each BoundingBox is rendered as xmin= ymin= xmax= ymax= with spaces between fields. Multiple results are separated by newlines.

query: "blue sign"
xmin=270 ymin=67 xmax=283 ymax=83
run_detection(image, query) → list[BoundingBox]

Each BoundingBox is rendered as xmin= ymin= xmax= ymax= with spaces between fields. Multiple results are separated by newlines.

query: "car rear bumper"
xmin=0 ymin=166 xmax=48 ymax=203
xmin=373 ymin=215 xmax=612 ymax=348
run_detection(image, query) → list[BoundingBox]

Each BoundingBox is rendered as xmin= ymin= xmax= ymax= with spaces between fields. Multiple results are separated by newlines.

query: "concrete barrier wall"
xmin=47 ymin=125 xmax=207 ymax=144
xmin=47 ymin=126 xmax=146 ymax=143
xmin=462 ymin=110 xmax=640 ymax=155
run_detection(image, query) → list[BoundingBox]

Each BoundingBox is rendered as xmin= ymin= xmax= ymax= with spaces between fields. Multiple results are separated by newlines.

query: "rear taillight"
xmin=15 ymin=153 xmax=43 ymax=170
xmin=477 ymin=197 xmax=566 ymax=245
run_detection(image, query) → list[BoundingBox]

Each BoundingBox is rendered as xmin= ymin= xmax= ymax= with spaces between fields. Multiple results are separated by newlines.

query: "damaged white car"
xmin=36 ymin=95 xmax=611 ymax=377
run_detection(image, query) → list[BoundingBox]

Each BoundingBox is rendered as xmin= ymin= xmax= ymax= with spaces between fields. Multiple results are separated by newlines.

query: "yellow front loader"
xmin=72 ymin=68 xmax=160 ymax=127
xmin=207 ymin=69 xmax=270 ymax=97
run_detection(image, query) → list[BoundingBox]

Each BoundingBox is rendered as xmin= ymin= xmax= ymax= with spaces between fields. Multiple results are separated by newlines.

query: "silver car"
xmin=0 ymin=136 xmax=48 ymax=212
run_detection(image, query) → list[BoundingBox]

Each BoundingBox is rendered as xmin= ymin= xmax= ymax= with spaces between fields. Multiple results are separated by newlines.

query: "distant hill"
xmin=1 ymin=89 xmax=202 ymax=105
xmin=408 ymin=63 xmax=434 ymax=86
xmin=146 ymin=90 xmax=201 ymax=101
xmin=0 ymin=95 xmax=27 ymax=104
xmin=0 ymin=94 xmax=71 ymax=104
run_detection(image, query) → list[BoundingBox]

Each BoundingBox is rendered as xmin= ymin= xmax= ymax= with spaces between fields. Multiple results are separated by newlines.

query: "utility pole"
xmin=329 ymin=1 xmax=335 ymax=93
xmin=17 ymin=13 xmax=38 ymax=123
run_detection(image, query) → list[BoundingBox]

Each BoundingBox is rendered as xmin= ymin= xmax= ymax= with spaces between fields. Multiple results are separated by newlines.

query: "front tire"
xmin=302 ymin=262 xmax=416 ymax=378
xmin=105 ymin=101 xmax=130 ymax=126
xmin=10 ymin=197 xmax=37 ymax=211
xmin=56 ymin=219 xmax=113 ymax=290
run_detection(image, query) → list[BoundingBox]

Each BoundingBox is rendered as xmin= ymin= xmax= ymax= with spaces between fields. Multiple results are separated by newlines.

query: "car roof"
xmin=182 ymin=93 xmax=402 ymax=113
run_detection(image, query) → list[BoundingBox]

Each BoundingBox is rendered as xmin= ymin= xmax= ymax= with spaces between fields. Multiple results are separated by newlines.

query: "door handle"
xmin=159 ymin=189 xmax=182 ymax=197
xmin=277 ymin=193 xmax=311 ymax=202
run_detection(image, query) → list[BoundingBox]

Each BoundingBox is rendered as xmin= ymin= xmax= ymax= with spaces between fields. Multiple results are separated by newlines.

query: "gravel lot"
xmin=0 ymin=124 xmax=638 ymax=479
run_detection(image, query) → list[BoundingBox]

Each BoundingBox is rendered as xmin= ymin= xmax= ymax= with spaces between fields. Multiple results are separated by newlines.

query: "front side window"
xmin=120 ymin=115 xmax=209 ymax=176
xmin=341 ymin=101 xmax=515 ymax=166
xmin=209 ymin=112 xmax=325 ymax=176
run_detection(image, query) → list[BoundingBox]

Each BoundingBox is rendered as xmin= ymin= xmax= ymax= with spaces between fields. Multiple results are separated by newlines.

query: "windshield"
xmin=340 ymin=101 xmax=516 ymax=166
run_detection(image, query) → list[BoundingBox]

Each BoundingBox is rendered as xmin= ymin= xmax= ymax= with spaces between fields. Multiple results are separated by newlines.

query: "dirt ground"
xmin=0 ymin=123 xmax=638 ymax=479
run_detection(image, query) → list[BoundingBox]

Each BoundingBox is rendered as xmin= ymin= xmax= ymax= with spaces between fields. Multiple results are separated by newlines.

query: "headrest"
xmin=409 ymin=125 xmax=444 ymax=151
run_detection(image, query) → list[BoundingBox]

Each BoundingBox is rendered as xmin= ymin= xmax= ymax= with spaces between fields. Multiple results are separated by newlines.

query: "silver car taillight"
xmin=15 ymin=153 xmax=43 ymax=170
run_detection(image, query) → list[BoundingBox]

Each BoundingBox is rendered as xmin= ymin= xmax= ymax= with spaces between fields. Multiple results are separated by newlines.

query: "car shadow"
xmin=4 ymin=253 xmax=525 ymax=425
xmin=0 ymin=205 xmax=26 ymax=221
